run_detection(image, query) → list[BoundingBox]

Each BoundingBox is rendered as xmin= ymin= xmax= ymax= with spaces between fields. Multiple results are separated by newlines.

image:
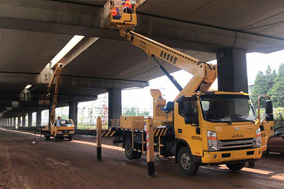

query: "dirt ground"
xmin=0 ymin=128 xmax=284 ymax=189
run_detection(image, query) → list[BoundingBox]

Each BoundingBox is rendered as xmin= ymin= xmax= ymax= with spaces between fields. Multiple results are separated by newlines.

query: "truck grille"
xmin=218 ymin=138 xmax=255 ymax=151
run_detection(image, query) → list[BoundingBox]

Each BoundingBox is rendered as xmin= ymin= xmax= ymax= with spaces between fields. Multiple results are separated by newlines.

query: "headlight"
xmin=207 ymin=131 xmax=218 ymax=151
xmin=255 ymin=128 xmax=261 ymax=147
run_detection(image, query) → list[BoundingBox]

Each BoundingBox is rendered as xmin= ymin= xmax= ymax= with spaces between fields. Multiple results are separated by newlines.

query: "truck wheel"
xmin=177 ymin=147 xmax=199 ymax=176
xmin=45 ymin=135 xmax=50 ymax=140
xmin=125 ymin=139 xmax=135 ymax=160
xmin=134 ymin=152 xmax=142 ymax=159
xmin=263 ymin=150 xmax=269 ymax=155
xmin=226 ymin=162 xmax=245 ymax=171
xmin=68 ymin=137 xmax=72 ymax=141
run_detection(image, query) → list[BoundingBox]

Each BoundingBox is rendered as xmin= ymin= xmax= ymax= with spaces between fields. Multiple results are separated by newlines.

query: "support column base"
xmin=147 ymin=162 xmax=155 ymax=178
xmin=97 ymin=147 xmax=101 ymax=161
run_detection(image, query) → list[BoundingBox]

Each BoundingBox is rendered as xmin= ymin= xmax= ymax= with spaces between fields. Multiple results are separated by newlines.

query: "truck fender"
xmin=172 ymin=140 xmax=190 ymax=163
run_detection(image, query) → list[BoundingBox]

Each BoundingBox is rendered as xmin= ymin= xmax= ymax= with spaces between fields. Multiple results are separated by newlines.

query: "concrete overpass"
xmin=0 ymin=0 xmax=284 ymax=127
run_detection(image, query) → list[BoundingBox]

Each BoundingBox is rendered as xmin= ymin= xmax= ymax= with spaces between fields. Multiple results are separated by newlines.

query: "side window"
xmin=178 ymin=98 xmax=199 ymax=125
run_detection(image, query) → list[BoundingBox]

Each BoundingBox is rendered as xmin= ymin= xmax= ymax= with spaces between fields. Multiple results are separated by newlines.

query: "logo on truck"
xmin=232 ymin=134 xmax=244 ymax=138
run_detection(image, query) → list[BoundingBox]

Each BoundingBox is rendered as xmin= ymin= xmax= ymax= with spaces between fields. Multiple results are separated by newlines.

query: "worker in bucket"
xmin=112 ymin=6 xmax=121 ymax=19
xmin=122 ymin=0 xmax=132 ymax=13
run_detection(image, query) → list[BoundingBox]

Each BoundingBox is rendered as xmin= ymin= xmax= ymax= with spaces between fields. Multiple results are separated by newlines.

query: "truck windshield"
xmin=200 ymin=94 xmax=256 ymax=122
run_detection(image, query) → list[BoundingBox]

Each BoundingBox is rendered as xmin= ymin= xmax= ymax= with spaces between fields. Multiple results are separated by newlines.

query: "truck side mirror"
xmin=265 ymin=113 xmax=274 ymax=121
xmin=265 ymin=100 xmax=273 ymax=114
xmin=265 ymin=100 xmax=273 ymax=121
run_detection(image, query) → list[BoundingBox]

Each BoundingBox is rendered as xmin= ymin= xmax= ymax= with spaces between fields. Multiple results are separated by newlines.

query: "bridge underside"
xmin=0 ymin=0 xmax=283 ymax=125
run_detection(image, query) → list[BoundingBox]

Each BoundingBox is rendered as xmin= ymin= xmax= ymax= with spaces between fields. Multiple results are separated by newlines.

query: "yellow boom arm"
xmin=120 ymin=30 xmax=217 ymax=96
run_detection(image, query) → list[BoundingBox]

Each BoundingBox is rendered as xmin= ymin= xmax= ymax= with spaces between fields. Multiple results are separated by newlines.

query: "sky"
xmin=121 ymin=50 xmax=284 ymax=112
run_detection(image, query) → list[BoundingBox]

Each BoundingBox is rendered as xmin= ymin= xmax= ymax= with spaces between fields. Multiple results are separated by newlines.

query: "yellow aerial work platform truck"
xmin=103 ymin=0 xmax=274 ymax=176
xmin=40 ymin=63 xmax=75 ymax=141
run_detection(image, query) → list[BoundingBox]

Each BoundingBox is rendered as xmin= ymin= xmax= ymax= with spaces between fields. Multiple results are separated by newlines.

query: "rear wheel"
xmin=45 ymin=135 xmax=50 ymax=140
xmin=125 ymin=139 xmax=135 ymax=160
xmin=53 ymin=134 xmax=57 ymax=141
xmin=177 ymin=147 xmax=199 ymax=176
xmin=226 ymin=162 xmax=246 ymax=171
xmin=134 ymin=152 xmax=142 ymax=159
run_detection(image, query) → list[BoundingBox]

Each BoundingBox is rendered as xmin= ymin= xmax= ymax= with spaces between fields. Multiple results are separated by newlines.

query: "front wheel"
xmin=226 ymin=162 xmax=246 ymax=171
xmin=177 ymin=147 xmax=199 ymax=176
xmin=263 ymin=150 xmax=270 ymax=155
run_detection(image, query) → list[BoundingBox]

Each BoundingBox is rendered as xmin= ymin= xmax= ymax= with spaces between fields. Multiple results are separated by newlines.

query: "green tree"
xmin=251 ymin=71 xmax=267 ymax=107
xmin=268 ymin=63 xmax=284 ymax=107
xmin=266 ymin=65 xmax=277 ymax=89
xmin=251 ymin=66 xmax=277 ymax=108
xmin=123 ymin=107 xmax=136 ymax=116
xmin=138 ymin=110 xmax=149 ymax=117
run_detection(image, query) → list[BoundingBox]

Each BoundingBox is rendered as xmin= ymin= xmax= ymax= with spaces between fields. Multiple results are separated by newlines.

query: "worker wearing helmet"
xmin=122 ymin=0 xmax=132 ymax=13
xmin=112 ymin=7 xmax=121 ymax=19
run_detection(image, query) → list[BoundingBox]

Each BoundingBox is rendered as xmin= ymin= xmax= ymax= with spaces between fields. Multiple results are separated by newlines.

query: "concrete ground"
xmin=0 ymin=128 xmax=284 ymax=189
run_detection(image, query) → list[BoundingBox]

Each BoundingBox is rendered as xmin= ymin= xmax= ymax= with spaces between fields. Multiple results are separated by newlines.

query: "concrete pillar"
xmin=36 ymin=110 xmax=42 ymax=127
xmin=216 ymin=48 xmax=248 ymax=93
xmin=22 ymin=114 xmax=26 ymax=128
xmin=108 ymin=88 xmax=122 ymax=127
xmin=18 ymin=116 xmax=21 ymax=128
xmin=13 ymin=117 xmax=16 ymax=129
xmin=28 ymin=112 xmax=32 ymax=127
xmin=69 ymin=101 xmax=78 ymax=128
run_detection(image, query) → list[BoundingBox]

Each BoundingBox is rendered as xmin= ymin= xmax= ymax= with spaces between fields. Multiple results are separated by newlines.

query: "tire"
xmin=248 ymin=161 xmax=255 ymax=168
xmin=226 ymin=162 xmax=246 ymax=171
xmin=53 ymin=135 xmax=57 ymax=141
xmin=68 ymin=137 xmax=72 ymax=141
xmin=134 ymin=152 xmax=142 ymax=159
xmin=177 ymin=147 xmax=199 ymax=176
xmin=262 ymin=149 xmax=269 ymax=155
xmin=125 ymin=139 xmax=135 ymax=160
xmin=45 ymin=135 xmax=50 ymax=140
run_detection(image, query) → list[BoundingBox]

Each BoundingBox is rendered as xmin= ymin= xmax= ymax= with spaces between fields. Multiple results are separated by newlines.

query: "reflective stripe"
xmin=105 ymin=130 xmax=111 ymax=137
xmin=163 ymin=128 xmax=168 ymax=136
xmin=110 ymin=131 xmax=116 ymax=137
xmin=155 ymin=129 xmax=161 ymax=137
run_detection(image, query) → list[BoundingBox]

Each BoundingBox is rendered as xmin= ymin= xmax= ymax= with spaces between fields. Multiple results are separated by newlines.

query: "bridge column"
xmin=9 ymin=118 xmax=12 ymax=127
xmin=18 ymin=116 xmax=21 ymax=128
xmin=22 ymin=113 xmax=26 ymax=128
xmin=217 ymin=48 xmax=248 ymax=93
xmin=36 ymin=110 xmax=42 ymax=128
xmin=13 ymin=117 xmax=16 ymax=129
xmin=28 ymin=112 xmax=32 ymax=127
xmin=69 ymin=101 xmax=78 ymax=128
xmin=108 ymin=88 xmax=121 ymax=127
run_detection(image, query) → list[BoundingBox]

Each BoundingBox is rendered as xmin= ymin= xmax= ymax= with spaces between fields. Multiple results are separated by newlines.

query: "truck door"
xmin=175 ymin=96 xmax=203 ymax=156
